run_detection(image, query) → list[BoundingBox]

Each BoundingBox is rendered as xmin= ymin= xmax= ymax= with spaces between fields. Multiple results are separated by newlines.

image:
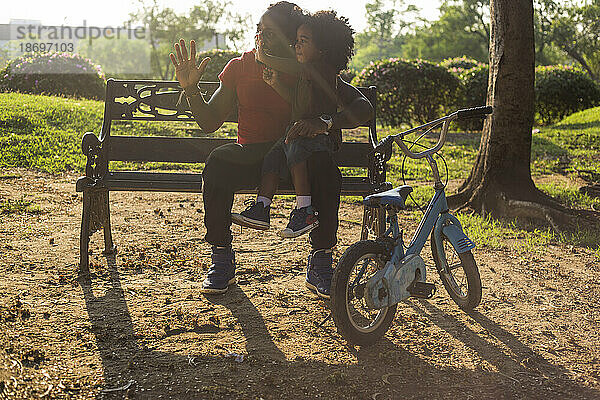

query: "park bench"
xmin=75 ymin=79 xmax=389 ymax=273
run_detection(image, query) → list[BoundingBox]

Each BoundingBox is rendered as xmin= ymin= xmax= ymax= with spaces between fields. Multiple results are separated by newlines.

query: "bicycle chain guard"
xmin=365 ymin=254 xmax=427 ymax=309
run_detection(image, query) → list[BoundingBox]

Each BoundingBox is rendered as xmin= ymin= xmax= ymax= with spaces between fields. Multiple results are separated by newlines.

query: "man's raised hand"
xmin=169 ymin=39 xmax=210 ymax=92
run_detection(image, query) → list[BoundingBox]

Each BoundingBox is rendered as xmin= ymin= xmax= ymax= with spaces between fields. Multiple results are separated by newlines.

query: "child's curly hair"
xmin=303 ymin=10 xmax=355 ymax=73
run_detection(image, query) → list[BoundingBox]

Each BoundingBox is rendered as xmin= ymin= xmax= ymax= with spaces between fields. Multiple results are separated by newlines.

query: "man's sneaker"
xmin=232 ymin=200 xmax=270 ymax=230
xmin=279 ymin=205 xmax=319 ymax=238
xmin=305 ymin=249 xmax=333 ymax=299
xmin=201 ymin=246 xmax=236 ymax=294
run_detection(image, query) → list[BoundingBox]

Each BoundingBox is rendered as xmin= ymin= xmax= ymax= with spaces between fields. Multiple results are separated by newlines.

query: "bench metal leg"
xmin=79 ymin=190 xmax=92 ymax=276
xmin=79 ymin=189 xmax=115 ymax=276
xmin=102 ymin=192 xmax=116 ymax=256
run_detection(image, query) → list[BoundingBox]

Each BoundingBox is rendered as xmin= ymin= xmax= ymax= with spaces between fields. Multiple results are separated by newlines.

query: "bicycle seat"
xmin=363 ymin=185 xmax=413 ymax=209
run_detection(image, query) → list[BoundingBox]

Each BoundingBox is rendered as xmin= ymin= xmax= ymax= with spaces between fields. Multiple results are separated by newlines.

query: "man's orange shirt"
xmin=219 ymin=51 xmax=293 ymax=144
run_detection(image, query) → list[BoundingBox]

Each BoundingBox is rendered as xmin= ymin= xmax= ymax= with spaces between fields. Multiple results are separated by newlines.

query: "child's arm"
xmin=255 ymin=38 xmax=303 ymax=76
xmin=263 ymin=67 xmax=294 ymax=103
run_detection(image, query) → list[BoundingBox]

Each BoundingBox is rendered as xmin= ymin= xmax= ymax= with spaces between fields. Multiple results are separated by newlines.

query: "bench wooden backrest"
xmin=100 ymin=79 xmax=378 ymax=168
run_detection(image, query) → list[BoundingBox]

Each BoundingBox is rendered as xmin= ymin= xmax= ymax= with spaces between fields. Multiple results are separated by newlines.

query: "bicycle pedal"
xmin=408 ymin=282 xmax=436 ymax=299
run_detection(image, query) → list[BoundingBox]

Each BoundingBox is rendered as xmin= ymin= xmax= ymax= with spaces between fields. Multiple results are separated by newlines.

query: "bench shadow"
xmin=78 ymin=255 xmax=599 ymax=398
xmin=78 ymin=254 xmax=287 ymax=398
xmin=78 ymin=254 xmax=140 ymax=391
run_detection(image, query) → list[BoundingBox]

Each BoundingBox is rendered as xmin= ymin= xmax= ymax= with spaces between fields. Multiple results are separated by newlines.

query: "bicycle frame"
xmin=384 ymin=185 xmax=474 ymax=274
xmin=385 ymin=185 xmax=449 ymax=262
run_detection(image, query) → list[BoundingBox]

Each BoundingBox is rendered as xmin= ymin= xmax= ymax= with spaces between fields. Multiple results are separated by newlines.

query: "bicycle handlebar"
xmin=373 ymin=106 xmax=493 ymax=160
xmin=456 ymin=105 xmax=493 ymax=120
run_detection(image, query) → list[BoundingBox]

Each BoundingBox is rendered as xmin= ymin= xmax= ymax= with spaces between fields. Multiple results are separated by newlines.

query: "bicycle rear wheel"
xmin=431 ymin=234 xmax=481 ymax=310
xmin=331 ymin=240 xmax=397 ymax=346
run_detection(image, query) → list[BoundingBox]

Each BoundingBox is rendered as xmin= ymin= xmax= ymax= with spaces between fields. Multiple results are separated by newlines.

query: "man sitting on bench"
xmin=169 ymin=1 xmax=373 ymax=298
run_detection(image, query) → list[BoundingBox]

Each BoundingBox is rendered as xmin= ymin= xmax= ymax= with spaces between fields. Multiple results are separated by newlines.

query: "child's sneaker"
xmin=279 ymin=205 xmax=319 ymax=238
xmin=231 ymin=200 xmax=270 ymax=230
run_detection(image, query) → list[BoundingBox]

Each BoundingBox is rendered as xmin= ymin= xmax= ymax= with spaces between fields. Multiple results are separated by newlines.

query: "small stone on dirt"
xmin=22 ymin=349 xmax=45 ymax=367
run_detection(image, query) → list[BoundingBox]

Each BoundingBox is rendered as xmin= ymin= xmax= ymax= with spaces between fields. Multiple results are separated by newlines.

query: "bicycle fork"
xmin=432 ymin=213 xmax=476 ymax=273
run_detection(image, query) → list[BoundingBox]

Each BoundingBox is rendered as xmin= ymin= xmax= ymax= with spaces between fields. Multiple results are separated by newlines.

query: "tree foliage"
xmin=128 ymin=0 xmax=250 ymax=80
xmin=402 ymin=0 xmax=490 ymax=63
xmin=350 ymin=0 xmax=418 ymax=70
xmin=351 ymin=0 xmax=600 ymax=81
xmin=541 ymin=0 xmax=600 ymax=81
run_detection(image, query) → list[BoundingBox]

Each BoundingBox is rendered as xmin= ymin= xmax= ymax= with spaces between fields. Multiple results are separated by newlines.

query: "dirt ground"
xmin=1 ymin=169 xmax=599 ymax=399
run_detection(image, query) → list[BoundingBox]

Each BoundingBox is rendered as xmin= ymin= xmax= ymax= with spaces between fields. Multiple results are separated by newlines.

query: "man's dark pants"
xmin=202 ymin=141 xmax=342 ymax=249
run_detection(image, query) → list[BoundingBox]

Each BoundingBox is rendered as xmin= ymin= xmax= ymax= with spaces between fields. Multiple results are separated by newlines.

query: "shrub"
xmin=535 ymin=65 xmax=600 ymax=125
xmin=339 ymin=68 xmax=357 ymax=83
xmin=440 ymin=56 xmax=484 ymax=76
xmin=197 ymin=49 xmax=241 ymax=81
xmin=353 ymin=58 xmax=461 ymax=126
xmin=457 ymin=64 xmax=489 ymax=131
xmin=0 ymin=52 xmax=105 ymax=100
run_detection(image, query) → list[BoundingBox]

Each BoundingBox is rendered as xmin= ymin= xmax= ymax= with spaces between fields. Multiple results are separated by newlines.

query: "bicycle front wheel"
xmin=431 ymin=234 xmax=482 ymax=310
xmin=331 ymin=240 xmax=397 ymax=346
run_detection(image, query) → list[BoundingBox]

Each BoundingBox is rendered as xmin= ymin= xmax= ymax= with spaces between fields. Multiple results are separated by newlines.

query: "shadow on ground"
xmin=79 ymin=255 xmax=600 ymax=399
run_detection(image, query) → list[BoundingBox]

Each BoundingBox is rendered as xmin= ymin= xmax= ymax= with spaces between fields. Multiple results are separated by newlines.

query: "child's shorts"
xmin=262 ymin=130 xmax=333 ymax=176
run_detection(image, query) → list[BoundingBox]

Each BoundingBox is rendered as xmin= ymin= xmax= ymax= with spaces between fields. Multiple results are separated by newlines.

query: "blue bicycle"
xmin=330 ymin=106 xmax=493 ymax=346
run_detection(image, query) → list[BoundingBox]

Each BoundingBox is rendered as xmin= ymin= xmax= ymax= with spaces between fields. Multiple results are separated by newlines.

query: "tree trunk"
xmin=448 ymin=0 xmax=597 ymax=230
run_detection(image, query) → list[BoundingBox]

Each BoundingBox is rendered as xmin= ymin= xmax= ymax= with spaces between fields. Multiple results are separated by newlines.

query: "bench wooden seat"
xmin=76 ymin=79 xmax=389 ymax=273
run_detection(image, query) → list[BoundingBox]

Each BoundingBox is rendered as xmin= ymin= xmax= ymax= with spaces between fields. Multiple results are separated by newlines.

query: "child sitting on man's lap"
xmin=232 ymin=10 xmax=355 ymax=238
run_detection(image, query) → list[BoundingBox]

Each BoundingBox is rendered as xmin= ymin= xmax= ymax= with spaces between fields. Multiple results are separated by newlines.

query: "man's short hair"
xmin=263 ymin=1 xmax=305 ymax=45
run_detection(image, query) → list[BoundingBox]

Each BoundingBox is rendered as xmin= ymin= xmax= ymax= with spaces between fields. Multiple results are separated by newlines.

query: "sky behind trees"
xmin=3 ymin=0 xmax=442 ymax=48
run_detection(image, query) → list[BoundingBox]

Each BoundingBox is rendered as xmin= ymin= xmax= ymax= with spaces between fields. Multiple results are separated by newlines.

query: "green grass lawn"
xmin=532 ymin=107 xmax=600 ymax=181
xmin=0 ymin=92 xmax=237 ymax=173
xmin=2 ymin=91 xmax=598 ymax=183
xmin=1 ymin=92 xmax=599 ymax=256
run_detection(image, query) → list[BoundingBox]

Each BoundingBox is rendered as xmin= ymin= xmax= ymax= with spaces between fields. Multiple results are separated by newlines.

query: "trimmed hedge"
xmin=0 ymin=53 xmax=105 ymax=100
xmin=440 ymin=56 xmax=484 ymax=76
xmin=447 ymin=64 xmax=600 ymax=129
xmin=353 ymin=58 xmax=461 ymax=126
xmin=197 ymin=49 xmax=241 ymax=81
xmin=535 ymin=65 xmax=600 ymax=125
